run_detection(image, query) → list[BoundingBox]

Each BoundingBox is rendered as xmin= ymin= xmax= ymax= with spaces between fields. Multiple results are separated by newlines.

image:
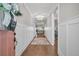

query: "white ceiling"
xmin=24 ymin=3 xmax=58 ymax=16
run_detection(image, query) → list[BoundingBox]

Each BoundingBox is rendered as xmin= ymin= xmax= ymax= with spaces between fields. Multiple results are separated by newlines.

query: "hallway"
xmin=15 ymin=3 xmax=57 ymax=56
xmin=21 ymin=35 xmax=58 ymax=56
xmin=1 ymin=3 xmax=79 ymax=56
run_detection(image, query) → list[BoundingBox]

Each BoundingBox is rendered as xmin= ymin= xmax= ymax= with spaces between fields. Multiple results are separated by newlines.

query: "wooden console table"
xmin=0 ymin=30 xmax=15 ymax=56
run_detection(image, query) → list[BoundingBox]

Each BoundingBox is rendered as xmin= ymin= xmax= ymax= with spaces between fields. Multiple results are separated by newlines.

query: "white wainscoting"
xmin=45 ymin=27 xmax=54 ymax=45
xmin=58 ymin=16 xmax=79 ymax=56
xmin=15 ymin=23 xmax=35 ymax=56
xmin=58 ymin=24 xmax=67 ymax=56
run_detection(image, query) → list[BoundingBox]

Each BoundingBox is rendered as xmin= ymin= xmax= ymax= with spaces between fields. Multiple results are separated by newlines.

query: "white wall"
xmin=15 ymin=4 xmax=35 ymax=56
xmin=15 ymin=24 xmax=35 ymax=56
xmin=45 ymin=14 xmax=54 ymax=45
xmin=45 ymin=7 xmax=58 ymax=45
xmin=58 ymin=3 xmax=79 ymax=56
xmin=59 ymin=3 xmax=79 ymax=23
xmin=15 ymin=4 xmax=32 ymax=26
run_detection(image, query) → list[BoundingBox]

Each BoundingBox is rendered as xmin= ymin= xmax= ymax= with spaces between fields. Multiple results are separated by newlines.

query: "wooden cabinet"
xmin=0 ymin=30 xmax=15 ymax=56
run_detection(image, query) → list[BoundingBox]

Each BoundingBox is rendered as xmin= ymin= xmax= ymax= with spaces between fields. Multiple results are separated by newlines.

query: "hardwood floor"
xmin=21 ymin=34 xmax=58 ymax=56
xmin=22 ymin=45 xmax=57 ymax=56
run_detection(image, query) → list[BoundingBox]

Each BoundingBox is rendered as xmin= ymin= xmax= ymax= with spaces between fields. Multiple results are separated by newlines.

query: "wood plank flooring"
xmin=21 ymin=34 xmax=58 ymax=56
xmin=22 ymin=45 xmax=58 ymax=56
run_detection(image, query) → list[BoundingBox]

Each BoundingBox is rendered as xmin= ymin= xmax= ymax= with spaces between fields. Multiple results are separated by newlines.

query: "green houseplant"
xmin=0 ymin=3 xmax=22 ymax=31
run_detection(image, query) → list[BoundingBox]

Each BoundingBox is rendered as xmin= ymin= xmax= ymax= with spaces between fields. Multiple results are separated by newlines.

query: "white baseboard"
xmin=58 ymin=48 xmax=64 ymax=56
